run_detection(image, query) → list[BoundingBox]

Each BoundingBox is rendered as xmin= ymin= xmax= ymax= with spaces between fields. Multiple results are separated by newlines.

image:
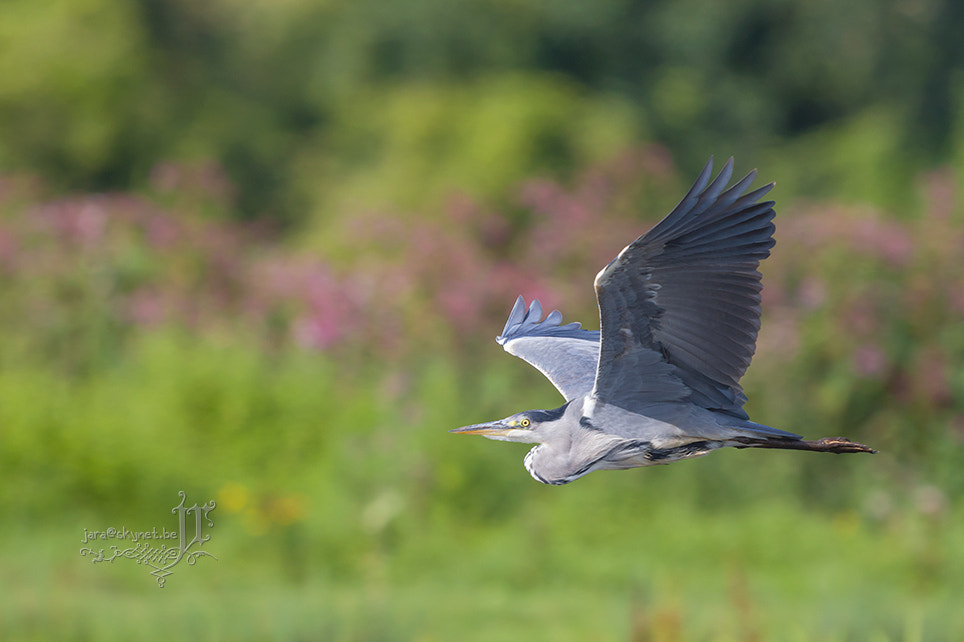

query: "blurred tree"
xmin=291 ymin=73 xmax=640 ymax=237
xmin=1 ymin=0 xmax=963 ymax=220
xmin=0 ymin=0 xmax=152 ymax=186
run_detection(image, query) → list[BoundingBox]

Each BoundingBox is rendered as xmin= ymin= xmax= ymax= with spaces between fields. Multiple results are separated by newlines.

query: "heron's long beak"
xmin=449 ymin=420 xmax=512 ymax=437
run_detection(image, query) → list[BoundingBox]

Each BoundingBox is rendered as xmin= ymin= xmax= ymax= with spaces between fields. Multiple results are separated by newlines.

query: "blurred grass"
xmin=7 ymin=508 xmax=963 ymax=641
xmin=1 ymin=331 xmax=962 ymax=640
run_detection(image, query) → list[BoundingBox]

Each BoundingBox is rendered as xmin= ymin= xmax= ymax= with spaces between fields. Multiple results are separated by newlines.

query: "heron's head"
xmin=450 ymin=405 xmax=568 ymax=444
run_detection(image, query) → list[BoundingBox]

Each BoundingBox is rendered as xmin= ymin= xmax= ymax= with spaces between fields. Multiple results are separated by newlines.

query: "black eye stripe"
xmin=525 ymin=402 xmax=570 ymax=424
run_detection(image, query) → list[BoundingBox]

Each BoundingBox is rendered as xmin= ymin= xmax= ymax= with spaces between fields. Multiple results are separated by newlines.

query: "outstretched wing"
xmin=497 ymin=297 xmax=599 ymax=401
xmin=592 ymin=157 xmax=775 ymax=417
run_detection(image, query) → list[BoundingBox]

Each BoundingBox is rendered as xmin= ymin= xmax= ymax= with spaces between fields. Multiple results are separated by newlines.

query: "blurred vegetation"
xmin=3 ymin=0 xmax=964 ymax=221
xmin=2 ymin=0 xmax=964 ymax=640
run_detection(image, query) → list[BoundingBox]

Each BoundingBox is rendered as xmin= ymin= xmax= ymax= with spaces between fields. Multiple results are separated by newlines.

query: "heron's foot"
xmin=805 ymin=437 xmax=877 ymax=454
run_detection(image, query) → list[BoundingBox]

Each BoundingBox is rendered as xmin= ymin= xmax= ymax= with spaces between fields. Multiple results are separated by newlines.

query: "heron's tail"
xmin=734 ymin=436 xmax=877 ymax=454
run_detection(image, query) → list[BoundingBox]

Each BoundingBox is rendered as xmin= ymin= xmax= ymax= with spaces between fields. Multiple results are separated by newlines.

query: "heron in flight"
xmin=451 ymin=158 xmax=875 ymax=485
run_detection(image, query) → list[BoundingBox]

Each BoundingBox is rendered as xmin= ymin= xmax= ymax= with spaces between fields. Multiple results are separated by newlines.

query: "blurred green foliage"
xmin=3 ymin=0 xmax=964 ymax=221
xmin=2 ymin=1 xmax=964 ymax=639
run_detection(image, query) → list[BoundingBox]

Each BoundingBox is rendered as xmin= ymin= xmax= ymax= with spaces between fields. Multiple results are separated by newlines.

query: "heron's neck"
xmin=523 ymin=397 xmax=616 ymax=485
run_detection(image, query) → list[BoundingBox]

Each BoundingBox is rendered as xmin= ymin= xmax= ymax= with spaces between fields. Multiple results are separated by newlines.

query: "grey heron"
xmin=451 ymin=157 xmax=875 ymax=485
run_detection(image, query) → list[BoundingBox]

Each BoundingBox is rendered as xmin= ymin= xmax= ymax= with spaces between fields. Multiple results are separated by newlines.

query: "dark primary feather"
xmin=592 ymin=157 xmax=775 ymax=417
xmin=496 ymin=297 xmax=600 ymax=401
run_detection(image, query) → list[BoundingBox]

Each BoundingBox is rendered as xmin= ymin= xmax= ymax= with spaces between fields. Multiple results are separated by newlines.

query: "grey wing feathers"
xmin=593 ymin=157 xmax=776 ymax=418
xmin=497 ymin=297 xmax=599 ymax=401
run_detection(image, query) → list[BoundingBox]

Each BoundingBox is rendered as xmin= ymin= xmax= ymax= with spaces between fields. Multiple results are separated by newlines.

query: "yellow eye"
xmin=520 ymin=418 xmax=530 ymax=428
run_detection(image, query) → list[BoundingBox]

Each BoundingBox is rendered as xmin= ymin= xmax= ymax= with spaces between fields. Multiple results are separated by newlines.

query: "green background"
xmin=1 ymin=1 xmax=963 ymax=639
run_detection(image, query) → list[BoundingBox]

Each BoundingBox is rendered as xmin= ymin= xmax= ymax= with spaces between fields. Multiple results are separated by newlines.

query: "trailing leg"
xmin=734 ymin=436 xmax=877 ymax=454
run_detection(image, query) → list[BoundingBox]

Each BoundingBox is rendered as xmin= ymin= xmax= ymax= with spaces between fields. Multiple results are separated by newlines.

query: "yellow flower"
xmin=218 ymin=482 xmax=249 ymax=514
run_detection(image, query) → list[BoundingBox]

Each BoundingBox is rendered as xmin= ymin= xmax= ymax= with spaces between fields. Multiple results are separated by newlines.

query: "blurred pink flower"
xmin=796 ymin=277 xmax=826 ymax=309
xmin=2 ymin=147 xmax=962 ymax=401
xmin=294 ymin=311 xmax=344 ymax=351
xmin=146 ymin=214 xmax=181 ymax=248
xmin=851 ymin=218 xmax=914 ymax=267
xmin=923 ymin=169 xmax=956 ymax=223
xmin=126 ymin=288 xmax=168 ymax=327
xmin=0 ymin=227 xmax=16 ymax=271
xmin=852 ymin=344 xmax=887 ymax=377
xmin=951 ymin=288 xmax=964 ymax=317
xmin=780 ymin=205 xmax=914 ymax=267
xmin=34 ymin=199 xmax=109 ymax=248
xmin=438 ymin=286 xmax=482 ymax=328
